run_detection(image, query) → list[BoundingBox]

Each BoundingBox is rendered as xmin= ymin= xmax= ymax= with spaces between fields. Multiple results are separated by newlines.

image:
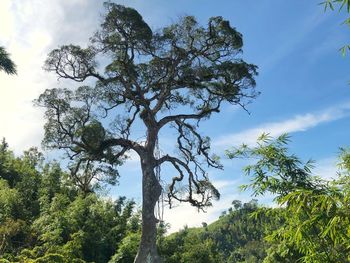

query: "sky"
xmin=1 ymin=0 xmax=350 ymax=232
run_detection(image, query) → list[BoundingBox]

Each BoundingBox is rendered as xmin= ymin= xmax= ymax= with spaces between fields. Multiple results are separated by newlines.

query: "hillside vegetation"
xmin=1 ymin=137 xmax=350 ymax=262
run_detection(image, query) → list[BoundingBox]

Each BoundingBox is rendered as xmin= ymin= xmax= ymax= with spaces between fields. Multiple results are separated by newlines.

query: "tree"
xmin=0 ymin=141 xmax=42 ymax=257
xmin=37 ymin=3 xmax=258 ymax=262
xmin=0 ymin=141 xmax=138 ymax=262
xmin=158 ymin=199 xmax=281 ymax=263
xmin=228 ymin=134 xmax=350 ymax=262
xmin=226 ymin=133 xmax=319 ymax=199
xmin=0 ymin=46 xmax=16 ymax=75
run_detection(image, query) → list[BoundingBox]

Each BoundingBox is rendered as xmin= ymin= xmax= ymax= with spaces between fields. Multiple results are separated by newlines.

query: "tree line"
xmin=1 ymin=135 xmax=350 ymax=262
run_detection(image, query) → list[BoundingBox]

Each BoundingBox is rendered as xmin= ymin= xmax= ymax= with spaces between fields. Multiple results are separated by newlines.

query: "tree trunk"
xmin=134 ymin=156 xmax=162 ymax=263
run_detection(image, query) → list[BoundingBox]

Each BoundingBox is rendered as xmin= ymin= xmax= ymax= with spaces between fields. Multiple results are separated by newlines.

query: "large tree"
xmin=37 ymin=3 xmax=257 ymax=262
xmin=0 ymin=46 xmax=16 ymax=75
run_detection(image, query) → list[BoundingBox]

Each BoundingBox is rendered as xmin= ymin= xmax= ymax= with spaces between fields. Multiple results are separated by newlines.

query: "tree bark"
xmin=134 ymin=156 xmax=162 ymax=263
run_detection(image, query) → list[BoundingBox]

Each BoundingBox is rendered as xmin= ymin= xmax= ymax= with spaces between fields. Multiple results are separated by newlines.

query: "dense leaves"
xmin=2 ymin=137 xmax=350 ymax=262
xmin=159 ymin=199 xmax=282 ymax=263
xmin=102 ymin=199 xmax=284 ymax=263
xmin=0 ymin=47 xmax=16 ymax=75
xmin=0 ymin=141 xmax=137 ymax=263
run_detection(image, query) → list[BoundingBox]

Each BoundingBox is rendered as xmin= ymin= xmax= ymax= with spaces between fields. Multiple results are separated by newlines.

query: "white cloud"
xmin=0 ymin=1 xmax=103 ymax=154
xmin=162 ymin=178 xmax=244 ymax=232
xmin=162 ymin=189 xmax=277 ymax=233
xmin=0 ymin=0 xmax=164 ymax=154
xmin=212 ymin=179 xmax=237 ymax=190
xmin=0 ymin=1 xmax=15 ymax=42
xmin=162 ymin=194 xmax=240 ymax=233
xmin=160 ymin=156 xmax=340 ymax=233
xmin=214 ymin=103 xmax=350 ymax=148
xmin=125 ymin=150 xmax=140 ymax=163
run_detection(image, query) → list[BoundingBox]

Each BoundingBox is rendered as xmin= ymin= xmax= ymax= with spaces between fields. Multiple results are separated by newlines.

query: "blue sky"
xmin=1 ymin=0 xmax=350 ymax=231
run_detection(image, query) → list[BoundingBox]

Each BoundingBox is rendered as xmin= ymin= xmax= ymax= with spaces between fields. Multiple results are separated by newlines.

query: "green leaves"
xmin=99 ymin=3 xmax=153 ymax=51
xmin=321 ymin=0 xmax=350 ymax=60
xmin=81 ymin=121 xmax=106 ymax=151
xmin=44 ymin=45 xmax=97 ymax=82
xmin=38 ymin=5 xmax=259 ymax=260
xmin=231 ymin=134 xmax=350 ymax=262
xmin=321 ymin=0 xmax=335 ymax=11
xmin=339 ymin=44 xmax=350 ymax=56
xmin=322 ymin=0 xmax=350 ymax=13
xmin=0 ymin=143 xmax=138 ymax=262
xmin=159 ymin=199 xmax=279 ymax=263
xmin=227 ymin=134 xmax=316 ymax=198
xmin=274 ymin=187 xmax=350 ymax=262
xmin=0 ymin=46 xmax=16 ymax=75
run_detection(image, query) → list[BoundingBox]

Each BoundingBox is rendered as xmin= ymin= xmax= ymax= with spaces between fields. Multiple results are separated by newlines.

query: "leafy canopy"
xmin=37 ymin=3 xmax=258 ymax=208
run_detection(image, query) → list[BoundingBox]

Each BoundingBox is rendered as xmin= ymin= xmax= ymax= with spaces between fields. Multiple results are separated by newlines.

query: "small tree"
xmin=37 ymin=3 xmax=257 ymax=262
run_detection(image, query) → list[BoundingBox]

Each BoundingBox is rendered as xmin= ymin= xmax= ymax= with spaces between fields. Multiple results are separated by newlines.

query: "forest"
xmin=1 ymin=0 xmax=350 ymax=262
xmin=1 ymin=136 xmax=350 ymax=262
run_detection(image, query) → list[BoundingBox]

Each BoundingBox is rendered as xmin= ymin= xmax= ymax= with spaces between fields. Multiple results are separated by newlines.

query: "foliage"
xmin=226 ymin=133 xmax=320 ymax=199
xmin=159 ymin=199 xmax=282 ymax=263
xmin=321 ymin=0 xmax=350 ymax=55
xmin=0 ymin=140 xmax=137 ymax=263
xmin=4 ymin=133 xmax=350 ymax=262
xmin=322 ymin=0 xmax=350 ymax=12
xmin=229 ymin=134 xmax=350 ymax=262
xmin=109 ymin=232 xmax=140 ymax=263
xmin=37 ymin=2 xmax=258 ymax=206
xmin=0 ymin=47 xmax=16 ymax=75
xmin=0 ymin=140 xmax=41 ymax=256
xmin=37 ymin=3 xmax=258 ymax=261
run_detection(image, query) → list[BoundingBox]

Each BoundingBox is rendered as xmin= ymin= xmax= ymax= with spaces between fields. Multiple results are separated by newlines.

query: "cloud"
xmin=162 ymin=194 xmax=241 ymax=233
xmin=162 ymin=178 xmax=242 ymax=233
xmin=0 ymin=0 xmax=103 ymax=154
xmin=0 ymin=0 xmax=166 ymax=155
xmin=162 ymin=187 xmax=276 ymax=233
xmin=163 ymin=156 xmax=341 ymax=233
xmin=212 ymin=179 xmax=237 ymax=190
xmin=214 ymin=103 xmax=350 ymax=148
